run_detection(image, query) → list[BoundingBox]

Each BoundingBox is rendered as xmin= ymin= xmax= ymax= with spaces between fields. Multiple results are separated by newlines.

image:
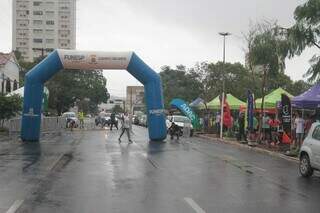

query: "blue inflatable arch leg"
xmin=21 ymin=50 xmax=167 ymax=142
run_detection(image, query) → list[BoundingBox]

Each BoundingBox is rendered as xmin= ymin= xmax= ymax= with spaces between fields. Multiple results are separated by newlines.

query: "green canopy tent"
xmin=201 ymin=93 xmax=246 ymax=110
xmin=255 ymin=87 xmax=293 ymax=109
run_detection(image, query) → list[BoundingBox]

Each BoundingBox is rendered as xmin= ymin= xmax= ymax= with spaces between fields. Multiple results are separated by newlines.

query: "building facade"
xmin=0 ymin=52 xmax=20 ymax=94
xmin=12 ymin=0 xmax=76 ymax=62
xmin=98 ymin=96 xmax=126 ymax=112
xmin=126 ymin=86 xmax=145 ymax=112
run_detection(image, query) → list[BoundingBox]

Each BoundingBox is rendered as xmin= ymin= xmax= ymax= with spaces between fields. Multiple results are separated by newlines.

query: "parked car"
xmin=133 ymin=115 xmax=140 ymax=125
xmin=62 ymin=112 xmax=78 ymax=128
xmin=166 ymin=115 xmax=193 ymax=137
xmin=299 ymin=122 xmax=320 ymax=177
xmin=95 ymin=112 xmax=109 ymax=127
xmin=139 ymin=114 xmax=148 ymax=127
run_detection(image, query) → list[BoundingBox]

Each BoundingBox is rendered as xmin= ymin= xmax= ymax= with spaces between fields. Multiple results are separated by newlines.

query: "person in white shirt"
xmin=294 ymin=112 xmax=305 ymax=149
xmin=118 ymin=112 xmax=132 ymax=143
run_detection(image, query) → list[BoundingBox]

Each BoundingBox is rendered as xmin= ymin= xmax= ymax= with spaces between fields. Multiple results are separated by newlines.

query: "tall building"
xmin=126 ymin=86 xmax=145 ymax=112
xmin=12 ymin=0 xmax=76 ymax=62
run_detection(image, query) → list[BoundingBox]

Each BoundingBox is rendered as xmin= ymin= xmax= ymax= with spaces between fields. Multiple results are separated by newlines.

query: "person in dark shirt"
xmin=168 ymin=122 xmax=181 ymax=140
xmin=237 ymin=112 xmax=247 ymax=142
xmin=110 ymin=112 xmax=118 ymax=130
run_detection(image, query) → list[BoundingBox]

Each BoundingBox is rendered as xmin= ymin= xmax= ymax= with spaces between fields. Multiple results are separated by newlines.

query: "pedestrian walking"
xmin=118 ymin=112 xmax=133 ymax=143
xmin=110 ymin=112 xmax=118 ymax=130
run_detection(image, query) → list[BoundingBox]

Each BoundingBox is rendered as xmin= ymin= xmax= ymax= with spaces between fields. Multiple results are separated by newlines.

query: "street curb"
xmin=196 ymin=134 xmax=299 ymax=163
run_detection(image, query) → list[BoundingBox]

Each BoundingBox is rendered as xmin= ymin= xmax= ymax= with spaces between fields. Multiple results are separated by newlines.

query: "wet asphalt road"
xmin=1 ymin=126 xmax=320 ymax=213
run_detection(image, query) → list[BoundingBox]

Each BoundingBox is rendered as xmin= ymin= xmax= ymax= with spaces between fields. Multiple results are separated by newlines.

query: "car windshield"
xmin=174 ymin=116 xmax=191 ymax=123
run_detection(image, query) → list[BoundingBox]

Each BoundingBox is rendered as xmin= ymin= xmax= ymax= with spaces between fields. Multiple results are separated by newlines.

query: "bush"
xmin=0 ymin=95 xmax=22 ymax=127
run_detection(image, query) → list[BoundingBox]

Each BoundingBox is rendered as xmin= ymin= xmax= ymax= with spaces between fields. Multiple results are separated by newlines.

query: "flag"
xmin=223 ymin=96 xmax=232 ymax=128
xmin=281 ymin=94 xmax=291 ymax=132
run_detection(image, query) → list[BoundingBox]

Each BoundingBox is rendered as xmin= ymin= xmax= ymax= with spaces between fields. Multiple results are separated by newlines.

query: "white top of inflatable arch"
xmin=57 ymin=49 xmax=133 ymax=70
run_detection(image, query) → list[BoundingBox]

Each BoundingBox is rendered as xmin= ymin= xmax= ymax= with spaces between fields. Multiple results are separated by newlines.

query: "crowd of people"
xmin=199 ymin=110 xmax=317 ymax=151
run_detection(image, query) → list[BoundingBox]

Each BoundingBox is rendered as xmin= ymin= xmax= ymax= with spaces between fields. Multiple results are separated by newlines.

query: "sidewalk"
xmin=196 ymin=133 xmax=299 ymax=163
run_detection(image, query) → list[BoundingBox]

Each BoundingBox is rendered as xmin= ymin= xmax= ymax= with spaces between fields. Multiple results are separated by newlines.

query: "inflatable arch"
xmin=21 ymin=49 xmax=167 ymax=142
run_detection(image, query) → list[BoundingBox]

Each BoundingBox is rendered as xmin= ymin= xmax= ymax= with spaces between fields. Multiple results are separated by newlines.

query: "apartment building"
xmin=12 ymin=0 xmax=76 ymax=62
xmin=126 ymin=86 xmax=145 ymax=112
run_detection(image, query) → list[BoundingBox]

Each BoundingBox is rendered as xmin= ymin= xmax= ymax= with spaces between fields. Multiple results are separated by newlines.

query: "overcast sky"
xmin=0 ymin=0 xmax=315 ymax=97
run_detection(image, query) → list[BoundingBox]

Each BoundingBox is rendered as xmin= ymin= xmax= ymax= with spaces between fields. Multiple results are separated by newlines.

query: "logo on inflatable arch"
xmin=21 ymin=49 xmax=167 ymax=142
xmin=170 ymin=98 xmax=200 ymax=129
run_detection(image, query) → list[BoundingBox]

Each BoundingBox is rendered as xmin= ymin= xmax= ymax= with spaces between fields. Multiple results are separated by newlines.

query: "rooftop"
xmin=0 ymin=53 xmax=12 ymax=66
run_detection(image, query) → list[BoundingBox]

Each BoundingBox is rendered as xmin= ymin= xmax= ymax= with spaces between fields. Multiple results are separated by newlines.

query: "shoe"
xmin=118 ymin=138 xmax=121 ymax=143
xmin=129 ymin=140 xmax=133 ymax=144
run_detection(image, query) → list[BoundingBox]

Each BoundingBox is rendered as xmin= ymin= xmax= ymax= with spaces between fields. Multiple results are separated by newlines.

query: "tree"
xmin=287 ymin=80 xmax=312 ymax=96
xmin=112 ymin=105 xmax=123 ymax=114
xmin=245 ymin=21 xmax=289 ymax=136
xmin=14 ymin=51 xmax=44 ymax=86
xmin=0 ymin=95 xmax=22 ymax=127
xmin=189 ymin=61 xmax=258 ymax=102
xmin=46 ymin=69 xmax=109 ymax=115
xmin=284 ymin=0 xmax=320 ymax=82
xmin=160 ymin=65 xmax=204 ymax=108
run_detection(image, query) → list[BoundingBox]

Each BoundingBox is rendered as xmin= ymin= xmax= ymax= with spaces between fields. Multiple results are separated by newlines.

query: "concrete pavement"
xmin=1 ymin=126 xmax=320 ymax=212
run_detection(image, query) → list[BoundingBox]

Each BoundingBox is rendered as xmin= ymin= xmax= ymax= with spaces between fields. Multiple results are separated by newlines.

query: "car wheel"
xmin=299 ymin=154 xmax=314 ymax=177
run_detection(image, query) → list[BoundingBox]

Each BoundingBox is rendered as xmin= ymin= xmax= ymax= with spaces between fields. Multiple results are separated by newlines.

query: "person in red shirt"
xmin=268 ymin=115 xmax=280 ymax=145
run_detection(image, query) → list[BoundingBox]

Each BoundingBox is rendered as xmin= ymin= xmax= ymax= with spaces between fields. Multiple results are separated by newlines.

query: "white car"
xmin=299 ymin=122 xmax=320 ymax=177
xmin=166 ymin=115 xmax=193 ymax=137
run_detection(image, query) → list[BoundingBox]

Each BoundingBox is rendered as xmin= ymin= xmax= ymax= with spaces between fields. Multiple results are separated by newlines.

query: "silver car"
xmin=299 ymin=122 xmax=320 ymax=177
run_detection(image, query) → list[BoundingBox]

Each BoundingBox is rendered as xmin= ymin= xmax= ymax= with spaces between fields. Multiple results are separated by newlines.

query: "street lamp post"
xmin=219 ymin=32 xmax=231 ymax=139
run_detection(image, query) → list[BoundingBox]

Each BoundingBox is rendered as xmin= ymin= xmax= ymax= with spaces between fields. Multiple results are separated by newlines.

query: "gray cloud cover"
xmin=0 ymin=0 xmax=313 ymax=96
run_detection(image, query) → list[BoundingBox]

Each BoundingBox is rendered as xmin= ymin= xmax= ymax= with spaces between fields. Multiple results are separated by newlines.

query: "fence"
xmin=3 ymin=116 xmax=65 ymax=136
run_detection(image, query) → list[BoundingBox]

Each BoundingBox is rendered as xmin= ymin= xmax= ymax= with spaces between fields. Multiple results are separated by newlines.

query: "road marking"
xmin=251 ymin=165 xmax=266 ymax=172
xmin=6 ymin=200 xmax=24 ymax=213
xmin=184 ymin=197 xmax=206 ymax=213
xmin=48 ymin=153 xmax=64 ymax=171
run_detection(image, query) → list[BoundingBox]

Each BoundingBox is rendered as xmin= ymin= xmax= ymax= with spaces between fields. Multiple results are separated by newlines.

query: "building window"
xmin=33 ymin=38 xmax=43 ymax=43
xmin=13 ymin=80 xmax=18 ymax=91
xmin=33 ymin=29 xmax=42 ymax=34
xmin=33 ymin=20 xmax=42 ymax=25
xmin=33 ymin=1 xmax=42 ymax=6
xmin=46 ymin=20 xmax=55 ymax=25
xmin=45 ymin=29 xmax=55 ymax=35
xmin=60 ymin=6 xmax=69 ymax=10
xmin=33 ymin=11 xmax=43 ymax=15
xmin=45 ymin=11 xmax=54 ymax=16
xmin=6 ymin=79 xmax=11 ymax=93
xmin=46 ymin=39 xmax=54 ymax=44
xmin=46 ymin=2 xmax=54 ymax=6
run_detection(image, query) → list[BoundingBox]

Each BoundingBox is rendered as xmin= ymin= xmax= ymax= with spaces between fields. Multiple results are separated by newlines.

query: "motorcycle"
xmin=168 ymin=122 xmax=183 ymax=139
xmin=95 ymin=116 xmax=109 ymax=128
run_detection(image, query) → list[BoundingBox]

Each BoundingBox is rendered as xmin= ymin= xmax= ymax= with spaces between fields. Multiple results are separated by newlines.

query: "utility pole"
xmin=219 ymin=32 xmax=231 ymax=139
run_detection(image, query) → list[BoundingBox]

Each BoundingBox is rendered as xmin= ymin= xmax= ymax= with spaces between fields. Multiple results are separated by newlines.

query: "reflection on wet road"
xmin=1 ymin=126 xmax=320 ymax=213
